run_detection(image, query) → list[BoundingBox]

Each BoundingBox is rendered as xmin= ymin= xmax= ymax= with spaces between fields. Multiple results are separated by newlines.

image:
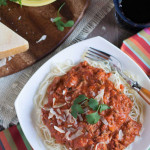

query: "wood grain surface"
xmin=0 ymin=0 xmax=89 ymax=77
xmin=88 ymin=8 xmax=138 ymax=47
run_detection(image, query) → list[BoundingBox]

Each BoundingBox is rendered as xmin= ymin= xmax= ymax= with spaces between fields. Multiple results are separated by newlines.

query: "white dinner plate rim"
xmin=15 ymin=36 xmax=150 ymax=150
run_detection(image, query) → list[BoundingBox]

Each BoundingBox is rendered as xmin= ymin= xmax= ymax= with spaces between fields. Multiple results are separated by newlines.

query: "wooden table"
xmin=88 ymin=8 xmax=138 ymax=47
xmin=0 ymin=8 xmax=139 ymax=130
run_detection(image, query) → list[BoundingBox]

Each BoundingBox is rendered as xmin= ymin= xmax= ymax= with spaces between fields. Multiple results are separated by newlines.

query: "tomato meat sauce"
xmin=42 ymin=61 xmax=142 ymax=150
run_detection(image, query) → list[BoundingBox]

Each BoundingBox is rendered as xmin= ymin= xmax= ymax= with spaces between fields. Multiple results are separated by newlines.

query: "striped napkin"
xmin=121 ymin=27 xmax=150 ymax=76
xmin=0 ymin=124 xmax=32 ymax=150
xmin=0 ymin=28 xmax=150 ymax=150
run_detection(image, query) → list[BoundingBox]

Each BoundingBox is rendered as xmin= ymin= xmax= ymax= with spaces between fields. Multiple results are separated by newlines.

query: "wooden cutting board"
xmin=0 ymin=0 xmax=89 ymax=77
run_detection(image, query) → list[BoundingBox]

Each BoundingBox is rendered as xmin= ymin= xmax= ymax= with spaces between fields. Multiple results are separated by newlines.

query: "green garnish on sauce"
xmin=71 ymin=95 xmax=87 ymax=119
xmin=71 ymin=95 xmax=110 ymax=124
xmin=52 ymin=2 xmax=74 ymax=31
xmin=86 ymin=111 xmax=100 ymax=124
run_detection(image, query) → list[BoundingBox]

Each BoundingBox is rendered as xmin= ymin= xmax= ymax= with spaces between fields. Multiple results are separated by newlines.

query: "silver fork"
xmin=85 ymin=47 xmax=150 ymax=105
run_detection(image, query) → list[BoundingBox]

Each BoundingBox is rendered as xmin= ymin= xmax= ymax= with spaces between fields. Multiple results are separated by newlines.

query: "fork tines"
xmin=85 ymin=47 xmax=110 ymax=61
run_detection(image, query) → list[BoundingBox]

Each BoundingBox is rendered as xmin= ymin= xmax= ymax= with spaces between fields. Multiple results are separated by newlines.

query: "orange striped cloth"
xmin=0 ymin=124 xmax=32 ymax=150
xmin=121 ymin=28 xmax=150 ymax=76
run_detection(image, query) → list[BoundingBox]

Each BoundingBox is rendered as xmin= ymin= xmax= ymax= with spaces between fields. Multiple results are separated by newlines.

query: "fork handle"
xmin=138 ymin=87 xmax=150 ymax=105
xmin=132 ymin=82 xmax=150 ymax=105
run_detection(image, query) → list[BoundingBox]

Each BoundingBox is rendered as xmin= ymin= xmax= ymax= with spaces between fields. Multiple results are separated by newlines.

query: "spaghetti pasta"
xmin=34 ymin=57 xmax=143 ymax=150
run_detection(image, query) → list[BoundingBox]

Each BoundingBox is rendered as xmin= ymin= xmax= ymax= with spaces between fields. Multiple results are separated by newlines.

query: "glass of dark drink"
xmin=113 ymin=0 xmax=150 ymax=29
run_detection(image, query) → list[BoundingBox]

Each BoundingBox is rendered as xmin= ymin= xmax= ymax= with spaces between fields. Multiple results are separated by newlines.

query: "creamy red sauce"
xmin=42 ymin=61 xmax=142 ymax=150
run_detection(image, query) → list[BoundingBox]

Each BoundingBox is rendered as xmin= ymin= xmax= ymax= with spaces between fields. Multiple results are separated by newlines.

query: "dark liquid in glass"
xmin=120 ymin=0 xmax=150 ymax=24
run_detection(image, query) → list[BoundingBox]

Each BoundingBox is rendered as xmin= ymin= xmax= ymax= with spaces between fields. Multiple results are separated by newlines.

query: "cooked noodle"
xmin=34 ymin=57 xmax=143 ymax=150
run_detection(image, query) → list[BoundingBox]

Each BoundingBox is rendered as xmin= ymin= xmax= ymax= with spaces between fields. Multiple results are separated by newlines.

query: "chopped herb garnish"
xmin=71 ymin=103 xmax=84 ymax=119
xmin=88 ymin=98 xmax=99 ymax=111
xmin=71 ymin=95 xmax=110 ymax=124
xmin=0 ymin=0 xmax=22 ymax=6
xmin=0 ymin=0 xmax=7 ymax=5
xmin=99 ymin=104 xmax=110 ymax=113
xmin=86 ymin=111 xmax=100 ymax=124
xmin=52 ymin=2 xmax=74 ymax=31
xmin=52 ymin=17 xmax=62 ymax=23
xmin=74 ymin=94 xmax=88 ymax=104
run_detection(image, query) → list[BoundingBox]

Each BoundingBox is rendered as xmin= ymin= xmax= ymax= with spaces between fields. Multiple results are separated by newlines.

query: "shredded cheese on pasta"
xmin=34 ymin=57 xmax=143 ymax=150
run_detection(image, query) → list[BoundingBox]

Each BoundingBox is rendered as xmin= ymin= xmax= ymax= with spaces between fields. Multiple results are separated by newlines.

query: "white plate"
xmin=15 ymin=36 xmax=150 ymax=150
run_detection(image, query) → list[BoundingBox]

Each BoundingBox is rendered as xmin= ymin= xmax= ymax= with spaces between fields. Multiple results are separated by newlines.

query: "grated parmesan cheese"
xmin=65 ymin=96 xmax=71 ymax=101
xmin=118 ymin=129 xmax=124 ymax=141
xmin=57 ymin=108 xmax=61 ymax=114
xmin=50 ymin=18 xmax=54 ymax=22
xmin=95 ymin=89 xmax=105 ymax=103
xmin=53 ymin=98 xmax=56 ymax=106
xmin=57 ymin=119 xmax=62 ymax=125
xmin=0 ymin=58 xmax=6 ymax=67
xmin=64 ymin=109 xmax=70 ymax=116
xmin=62 ymin=90 xmax=66 ymax=95
xmin=48 ymin=112 xmax=54 ymax=119
xmin=8 ymin=56 xmax=13 ymax=61
xmin=78 ymin=114 xmax=83 ymax=121
xmin=69 ymin=130 xmax=83 ymax=140
xmin=53 ymin=103 xmax=66 ymax=108
xmin=36 ymin=35 xmax=47 ymax=43
xmin=54 ymin=126 xmax=65 ymax=133
xmin=101 ymin=117 xmax=108 ymax=125
xmin=18 ymin=16 xmax=21 ymax=20
xmin=50 ymin=91 xmax=54 ymax=95
xmin=65 ymin=131 xmax=71 ymax=140
xmin=50 ymin=108 xmax=65 ymax=122
xmin=65 ymin=128 xmax=83 ymax=141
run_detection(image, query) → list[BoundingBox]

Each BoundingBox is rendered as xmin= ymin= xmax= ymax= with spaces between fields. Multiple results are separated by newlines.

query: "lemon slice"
xmin=20 ymin=0 xmax=56 ymax=7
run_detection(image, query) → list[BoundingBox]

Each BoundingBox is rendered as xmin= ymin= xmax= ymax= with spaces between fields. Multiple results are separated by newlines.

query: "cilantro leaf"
xmin=74 ymin=95 xmax=87 ymax=104
xmin=99 ymin=104 xmax=110 ymax=113
xmin=71 ymin=110 xmax=77 ymax=119
xmin=86 ymin=112 xmax=100 ymax=124
xmin=57 ymin=20 xmax=65 ymax=26
xmin=0 ymin=0 xmax=22 ymax=6
xmin=57 ymin=2 xmax=65 ymax=16
xmin=56 ymin=24 xmax=64 ymax=31
xmin=53 ymin=17 xmax=62 ymax=23
xmin=0 ymin=0 xmax=7 ymax=5
xmin=64 ymin=20 xmax=75 ymax=27
xmin=88 ymin=98 xmax=99 ymax=111
xmin=10 ymin=0 xmax=18 ymax=2
xmin=71 ymin=94 xmax=110 ymax=124
xmin=57 ymin=25 xmax=64 ymax=31
xmin=56 ymin=21 xmax=65 ymax=31
xmin=18 ymin=0 xmax=22 ymax=6
xmin=52 ymin=2 xmax=74 ymax=32
xmin=71 ymin=103 xmax=84 ymax=119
